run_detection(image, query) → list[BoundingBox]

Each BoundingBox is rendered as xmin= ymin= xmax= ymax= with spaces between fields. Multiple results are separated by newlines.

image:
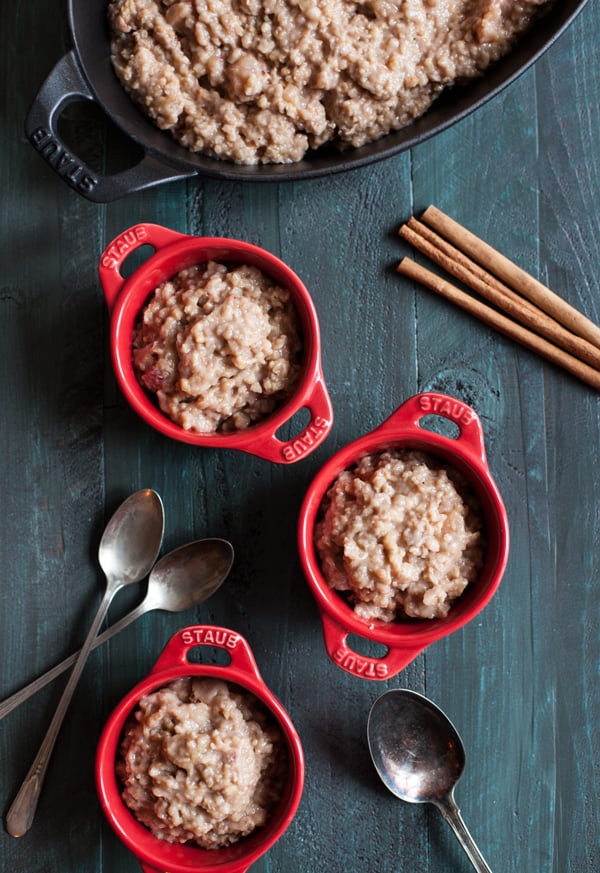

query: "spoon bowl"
xmin=98 ymin=492 xmax=164 ymax=585
xmin=0 ymin=538 xmax=234 ymax=722
xmin=367 ymin=689 xmax=493 ymax=873
xmin=141 ymin=538 xmax=234 ymax=614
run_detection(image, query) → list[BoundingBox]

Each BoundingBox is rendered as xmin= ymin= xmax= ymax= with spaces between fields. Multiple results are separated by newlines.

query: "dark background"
xmin=1 ymin=2 xmax=598 ymax=871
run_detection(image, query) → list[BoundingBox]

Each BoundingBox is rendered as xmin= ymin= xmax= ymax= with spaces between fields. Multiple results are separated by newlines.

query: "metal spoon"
xmin=367 ymin=689 xmax=493 ymax=873
xmin=0 ymin=538 xmax=234 ymax=721
xmin=5 ymin=488 xmax=165 ymax=838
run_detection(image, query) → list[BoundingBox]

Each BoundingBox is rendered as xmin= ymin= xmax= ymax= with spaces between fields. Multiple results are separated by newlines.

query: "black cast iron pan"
xmin=25 ymin=0 xmax=589 ymax=202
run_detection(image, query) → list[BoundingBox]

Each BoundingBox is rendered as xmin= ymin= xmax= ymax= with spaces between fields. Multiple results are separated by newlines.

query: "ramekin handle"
xmin=150 ymin=625 xmax=263 ymax=681
xmin=25 ymin=52 xmax=194 ymax=203
xmin=374 ymin=392 xmax=488 ymax=466
xmin=320 ymin=612 xmax=424 ymax=680
xmin=238 ymin=375 xmax=333 ymax=464
xmin=98 ymin=223 xmax=191 ymax=311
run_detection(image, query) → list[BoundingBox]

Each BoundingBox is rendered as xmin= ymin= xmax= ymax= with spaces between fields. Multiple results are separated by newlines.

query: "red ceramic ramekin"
xmin=298 ymin=392 xmax=510 ymax=681
xmin=96 ymin=625 xmax=305 ymax=873
xmin=98 ymin=223 xmax=333 ymax=463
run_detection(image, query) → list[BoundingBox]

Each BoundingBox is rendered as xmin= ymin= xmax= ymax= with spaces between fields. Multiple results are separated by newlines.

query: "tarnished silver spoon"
xmin=0 ymin=538 xmax=234 ymax=722
xmin=367 ymin=689 xmax=493 ymax=873
xmin=5 ymin=489 xmax=165 ymax=838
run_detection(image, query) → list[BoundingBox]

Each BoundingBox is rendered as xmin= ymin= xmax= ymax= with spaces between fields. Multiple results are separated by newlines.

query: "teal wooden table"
xmin=1 ymin=3 xmax=599 ymax=871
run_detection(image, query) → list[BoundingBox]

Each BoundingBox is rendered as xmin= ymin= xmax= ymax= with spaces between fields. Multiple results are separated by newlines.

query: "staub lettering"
xmin=180 ymin=627 xmax=239 ymax=649
xmin=418 ymin=394 xmax=474 ymax=426
xmin=282 ymin=416 xmax=329 ymax=461
xmin=100 ymin=226 xmax=148 ymax=270
xmin=30 ymin=127 xmax=97 ymax=194
xmin=333 ymin=648 xmax=388 ymax=678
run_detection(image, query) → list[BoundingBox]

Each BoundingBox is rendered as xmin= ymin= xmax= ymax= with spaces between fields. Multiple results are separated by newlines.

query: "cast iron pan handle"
xmin=24 ymin=51 xmax=195 ymax=203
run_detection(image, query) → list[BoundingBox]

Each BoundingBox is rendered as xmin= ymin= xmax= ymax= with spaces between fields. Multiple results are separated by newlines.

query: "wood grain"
xmin=0 ymin=2 xmax=598 ymax=872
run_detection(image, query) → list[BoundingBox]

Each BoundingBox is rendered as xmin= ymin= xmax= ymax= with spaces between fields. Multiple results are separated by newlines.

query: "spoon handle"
xmin=436 ymin=796 xmax=493 ymax=873
xmin=5 ymin=585 xmax=117 ymax=838
xmin=0 ymin=598 xmax=150 ymax=722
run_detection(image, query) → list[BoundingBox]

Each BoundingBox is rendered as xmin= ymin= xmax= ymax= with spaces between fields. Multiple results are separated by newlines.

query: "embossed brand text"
xmin=282 ymin=416 xmax=329 ymax=461
xmin=180 ymin=628 xmax=239 ymax=648
xmin=30 ymin=127 xmax=97 ymax=194
xmin=333 ymin=647 xmax=388 ymax=678
xmin=101 ymin=226 xmax=148 ymax=270
xmin=418 ymin=394 xmax=474 ymax=426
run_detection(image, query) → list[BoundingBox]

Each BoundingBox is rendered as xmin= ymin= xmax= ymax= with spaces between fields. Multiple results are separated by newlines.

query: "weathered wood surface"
xmin=1 ymin=2 xmax=599 ymax=871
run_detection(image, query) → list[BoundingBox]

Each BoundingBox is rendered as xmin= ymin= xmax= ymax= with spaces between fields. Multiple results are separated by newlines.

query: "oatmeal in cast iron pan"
xmin=25 ymin=0 xmax=588 ymax=201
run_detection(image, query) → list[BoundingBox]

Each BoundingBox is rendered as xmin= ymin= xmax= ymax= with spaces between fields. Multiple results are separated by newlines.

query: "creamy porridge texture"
xmin=133 ymin=262 xmax=302 ymax=432
xmin=315 ymin=450 xmax=485 ymax=621
xmin=118 ymin=678 xmax=287 ymax=848
xmin=108 ymin=0 xmax=551 ymax=165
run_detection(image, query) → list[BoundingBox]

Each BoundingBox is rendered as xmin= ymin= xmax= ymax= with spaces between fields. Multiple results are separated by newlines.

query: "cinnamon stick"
xmin=398 ymin=218 xmax=600 ymax=371
xmin=420 ymin=205 xmax=600 ymax=349
xmin=397 ymin=257 xmax=600 ymax=392
xmin=402 ymin=217 xmax=543 ymax=318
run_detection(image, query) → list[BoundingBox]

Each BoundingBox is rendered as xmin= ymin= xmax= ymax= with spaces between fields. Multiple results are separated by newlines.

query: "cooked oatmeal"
xmin=315 ymin=450 xmax=485 ymax=621
xmin=132 ymin=261 xmax=302 ymax=432
xmin=118 ymin=677 xmax=287 ymax=848
xmin=108 ymin=0 xmax=551 ymax=165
